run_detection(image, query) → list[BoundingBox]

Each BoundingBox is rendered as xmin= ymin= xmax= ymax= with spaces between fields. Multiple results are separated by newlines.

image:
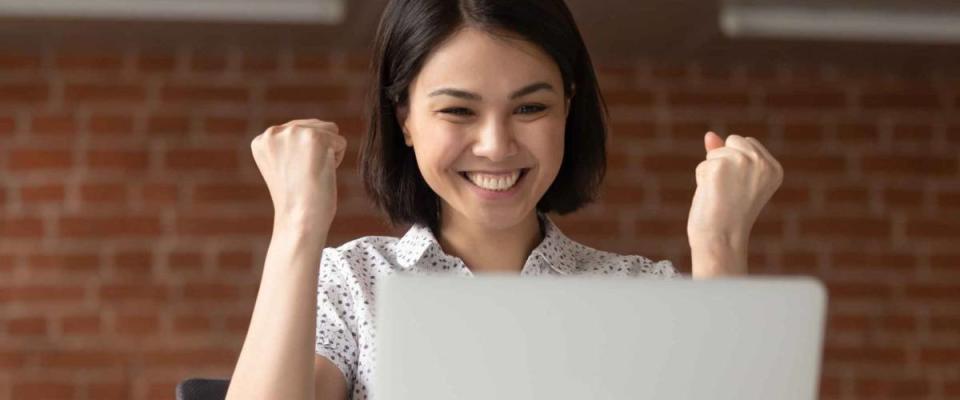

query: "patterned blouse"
xmin=315 ymin=214 xmax=680 ymax=399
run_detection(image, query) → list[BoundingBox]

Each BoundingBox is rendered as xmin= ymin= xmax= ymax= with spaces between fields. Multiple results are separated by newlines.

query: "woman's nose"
xmin=472 ymin=119 xmax=518 ymax=162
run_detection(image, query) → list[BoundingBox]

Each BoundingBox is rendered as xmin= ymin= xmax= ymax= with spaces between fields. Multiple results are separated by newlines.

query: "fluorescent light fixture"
xmin=721 ymin=4 xmax=960 ymax=43
xmin=0 ymin=0 xmax=345 ymax=23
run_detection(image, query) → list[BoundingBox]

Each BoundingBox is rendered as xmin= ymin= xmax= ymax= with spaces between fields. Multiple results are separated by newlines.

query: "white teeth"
xmin=464 ymin=170 xmax=522 ymax=191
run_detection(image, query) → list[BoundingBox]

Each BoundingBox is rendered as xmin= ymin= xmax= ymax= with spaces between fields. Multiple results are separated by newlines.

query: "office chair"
xmin=176 ymin=378 xmax=230 ymax=400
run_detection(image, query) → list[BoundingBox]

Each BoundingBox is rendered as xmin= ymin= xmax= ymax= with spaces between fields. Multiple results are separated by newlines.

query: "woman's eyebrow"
xmin=427 ymin=82 xmax=555 ymax=101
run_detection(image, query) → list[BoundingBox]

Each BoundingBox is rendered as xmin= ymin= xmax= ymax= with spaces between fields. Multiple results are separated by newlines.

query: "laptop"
xmin=374 ymin=275 xmax=827 ymax=400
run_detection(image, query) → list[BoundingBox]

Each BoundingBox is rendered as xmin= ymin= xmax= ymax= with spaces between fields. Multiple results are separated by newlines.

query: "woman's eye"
xmin=439 ymin=107 xmax=474 ymax=116
xmin=516 ymin=104 xmax=547 ymax=114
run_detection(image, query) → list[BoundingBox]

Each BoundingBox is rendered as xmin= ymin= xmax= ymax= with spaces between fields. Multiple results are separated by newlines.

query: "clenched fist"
xmin=251 ymin=119 xmax=347 ymax=233
xmin=687 ymin=132 xmax=783 ymax=277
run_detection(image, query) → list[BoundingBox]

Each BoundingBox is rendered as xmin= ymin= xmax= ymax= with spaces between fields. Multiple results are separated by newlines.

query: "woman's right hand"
xmin=251 ymin=119 xmax=347 ymax=234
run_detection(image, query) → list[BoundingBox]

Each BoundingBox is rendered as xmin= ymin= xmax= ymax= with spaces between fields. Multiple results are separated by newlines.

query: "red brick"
xmin=192 ymin=183 xmax=267 ymax=203
xmin=835 ymin=122 xmax=879 ymax=142
xmin=168 ymin=251 xmax=203 ymax=272
xmin=98 ymin=284 xmax=168 ymax=302
xmin=136 ymin=52 xmax=177 ymax=72
xmin=824 ymin=187 xmax=869 ymax=206
xmin=140 ymin=182 xmax=179 ymax=205
xmin=146 ymin=115 xmax=190 ymax=135
xmin=60 ymin=314 xmax=101 ymax=334
xmin=831 ymin=251 xmax=914 ymax=271
xmin=86 ymin=150 xmax=149 ymax=170
xmin=0 ymin=115 xmax=16 ymax=136
xmin=64 ymin=83 xmax=146 ymax=102
xmin=0 ymin=53 xmax=41 ymax=69
xmin=160 ymin=84 xmax=249 ymax=103
xmin=217 ymin=250 xmax=254 ymax=272
xmin=12 ymin=382 xmax=75 ymax=400
xmin=765 ymin=89 xmax=845 ymax=108
xmin=38 ymin=350 xmax=123 ymax=368
xmin=904 ymin=284 xmax=960 ymax=301
xmin=59 ymin=215 xmax=162 ymax=238
xmin=183 ymin=283 xmax=241 ymax=300
xmin=609 ymin=121 xmax=656 ymax=139
xmin=827 ymin=282 xmax=894 ymax=300
xmin=906 ymin=219 xmax=960 ymax=240
xmin=779 ymin=155 xmax=846 ymax=174
xmin=824 ymin=343 xmax=906 ymax=364
xmin=172 ymin=314 xmax=211 ymax=333
xmin=938 ymin=189 xmax=960 ymax=209
xmin=79 ymin=183 xmax=128 ymax=203
xmin=0 ymin=217 xmax=44 ymax=238
xmin=0 ymin=83 xmax=48 ymax=103
xmin=668 ymin=89 xmax=750 ymax=108
xmin=854 ymin=377 xmax=930 ymax=397
xmin=88 ymin=114 xmax=135 ymax=135
xmin=264 ymin=84 xmax=349 ymax=103
xmin=85 ymin=382 xmax=128 ymax=399
xmin=670 ymin=119 xmax=711 ymax=136
xmin=0 ymin=350 xmax=28 ymax=368
xmin=801 ymin=217 xmax=891 ymax=238
xmin=642 ymin=154 xmax=701 ymax=174
xmin=141 ymin=348 xmax=235 ymax=366
xmin=113 ymin=251 xmax=153 ymax=275
xmin=26 ymin=252 xmax=100 ymax=274
xmin=892 ymin=123 xmax=933 ymax=142
xmin=862 ymin=155 xmax=955 ymax=176
xmin=165 ymin=149 xmax=237 ymax=170
xmin=781 ymin=250 xmax=817 ymax=273
xmin=241 ymin=54 xmax=278 ymax=72
xmin=884 ymin=187 xmax=922 ymax=207
xmin=190 ymin=53 xmax=227 ymax=71
xmin=55 ymin=53 xmax=123 ymax=70
xmin=781 ymin=122 xmax=824 ymax=143
xmin=7 ymin=317 xmax=48 ymax=336
xmin=725 ymin=121 xmax=772 ymax=140
xmin=7 ymin=149 xmax=73 ymax=170
xmin=203 ymin=116 xmax=249 ymax=136
xmin=292 ymin=54 xmax=332 ymax=71
xmin=30 ymin=113 xmax=77 ymax=135
xmin=603 ymin=89 xmax=655 ymax=107
xmin=861 ymin=88 xmax=942 ymax=109
xmin=114 ymin=314 xmax=159 ymax=336
xmin=599 ymin=184 xmax=646 ymax=205
xmin=0 ymin=285 xmax=85 ymax=302
xmin=175 ymin=215 xmax=272 ymax=236
xmin=20 ymin=183 xmax=65 ymax=202
xmin=827 ymin=313 xmax=868 ymax=331
xmin=919 ymin=347 xmax=960 ymax=364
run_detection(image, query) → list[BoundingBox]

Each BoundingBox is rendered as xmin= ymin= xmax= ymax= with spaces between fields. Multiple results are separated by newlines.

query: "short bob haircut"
xmin=360 ymin=0 xmax=607 ymax=231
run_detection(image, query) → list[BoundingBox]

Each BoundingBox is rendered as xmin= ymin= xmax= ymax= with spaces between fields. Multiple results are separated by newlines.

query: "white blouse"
xmin=315 ymin=214 xmax=680 ymax=399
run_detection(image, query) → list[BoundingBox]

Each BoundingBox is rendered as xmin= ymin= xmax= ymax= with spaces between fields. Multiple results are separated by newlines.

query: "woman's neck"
xmin=436 ymin=209 xmax=543 ymax=274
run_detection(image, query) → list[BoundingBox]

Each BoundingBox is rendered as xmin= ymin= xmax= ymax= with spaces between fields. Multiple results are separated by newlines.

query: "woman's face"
xmin=399 ymin=26 xmax=568 ymax=230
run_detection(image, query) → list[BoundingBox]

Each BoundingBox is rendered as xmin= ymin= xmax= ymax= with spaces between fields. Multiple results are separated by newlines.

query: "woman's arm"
xmin=226 ymin=224 xmax=331 ymax=400
xmin=225 ymin=119 xmax=349 ymax=399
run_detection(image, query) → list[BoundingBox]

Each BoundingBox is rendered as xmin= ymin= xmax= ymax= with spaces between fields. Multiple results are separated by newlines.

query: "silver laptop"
xmin=374 ymin=275 xmax=827 ymax=400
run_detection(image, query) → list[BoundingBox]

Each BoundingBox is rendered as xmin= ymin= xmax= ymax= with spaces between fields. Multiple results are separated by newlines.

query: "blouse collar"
xmin=396 ymin=213 xmax=576 ymax=275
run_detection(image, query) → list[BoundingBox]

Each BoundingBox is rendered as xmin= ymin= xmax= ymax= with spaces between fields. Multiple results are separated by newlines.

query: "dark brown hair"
xmin=360 ymin=0 xmax=607 ymax=230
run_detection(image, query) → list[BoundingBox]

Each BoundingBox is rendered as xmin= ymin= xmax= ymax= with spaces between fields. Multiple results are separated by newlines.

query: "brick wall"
xmin=0 ymin=44 xmax=957 ymax=399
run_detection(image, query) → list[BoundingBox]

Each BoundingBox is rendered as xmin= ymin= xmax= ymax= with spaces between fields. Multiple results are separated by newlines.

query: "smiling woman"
xmin=226 ymin=0 xmax=781 ymax=399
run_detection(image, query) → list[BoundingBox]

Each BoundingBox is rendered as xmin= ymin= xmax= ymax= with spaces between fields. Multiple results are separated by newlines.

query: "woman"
xmin=227 ymin=0 xmax=783 ymax=399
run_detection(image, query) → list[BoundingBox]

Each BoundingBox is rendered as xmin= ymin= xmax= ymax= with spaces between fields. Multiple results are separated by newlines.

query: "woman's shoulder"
xmin=565 ymin=239 xmax=678 ymax=278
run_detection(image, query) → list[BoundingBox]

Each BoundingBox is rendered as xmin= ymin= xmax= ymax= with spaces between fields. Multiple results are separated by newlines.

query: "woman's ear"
xmin=396 ymin=103 xmax=413 ymax=147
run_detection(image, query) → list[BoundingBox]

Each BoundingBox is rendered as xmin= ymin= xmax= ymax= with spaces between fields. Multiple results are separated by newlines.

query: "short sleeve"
xmin=315 ymin=248 xmax=359 ymax=390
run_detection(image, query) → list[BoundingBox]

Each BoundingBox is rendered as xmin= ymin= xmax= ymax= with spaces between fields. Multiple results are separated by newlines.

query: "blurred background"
xmin=0 ymin=0 xmax=958 ymax=399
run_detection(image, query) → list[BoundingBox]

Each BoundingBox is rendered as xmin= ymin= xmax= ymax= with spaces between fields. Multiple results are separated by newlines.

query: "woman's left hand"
xmin=687 ymin=132 xmax=783 ymax=278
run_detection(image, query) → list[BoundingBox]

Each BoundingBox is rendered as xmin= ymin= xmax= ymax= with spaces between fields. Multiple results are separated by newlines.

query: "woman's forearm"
xmin=689 ymin=233 xmax=748 ymax=278
xmin=226 ymin=223 xmax=326 ymax=400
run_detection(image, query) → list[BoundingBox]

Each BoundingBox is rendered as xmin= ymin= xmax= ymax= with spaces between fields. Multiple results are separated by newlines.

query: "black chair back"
xmin=176 ymin=378 xmax=231 ymax=400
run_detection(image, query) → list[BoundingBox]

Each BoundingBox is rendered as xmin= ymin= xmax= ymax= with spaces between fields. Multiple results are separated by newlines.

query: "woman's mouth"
xmin=459 ymin=169 xmax=530 ymax=192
